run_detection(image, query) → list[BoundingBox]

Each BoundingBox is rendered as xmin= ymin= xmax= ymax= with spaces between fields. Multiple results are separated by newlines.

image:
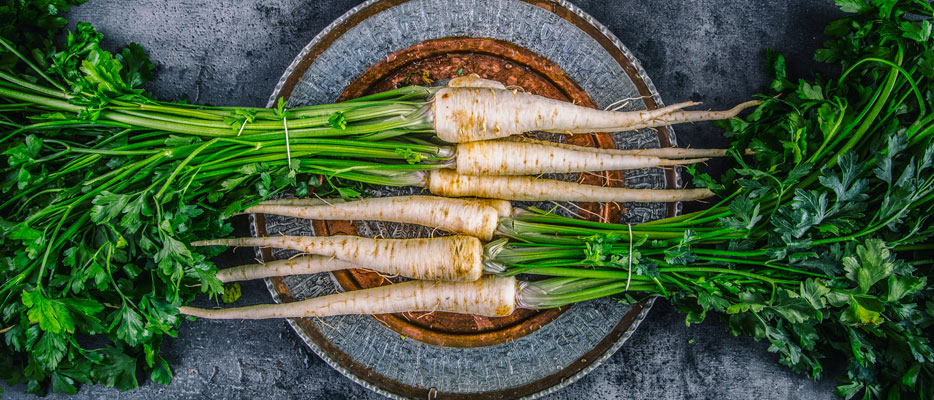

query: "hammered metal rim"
xmin=256 ymin=1 xmax=677 ymax=398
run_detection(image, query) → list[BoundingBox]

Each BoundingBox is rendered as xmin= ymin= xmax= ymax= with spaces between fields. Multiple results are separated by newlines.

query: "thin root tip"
xmin=720 ymin=99 xmax=761 ymax=118
xmin=190 ymin=240 xmax=227 ymax=247
xmin=735 ymin=99 xmax=762 ymax=110
xmin=178 ymin=306 xmax=204 ymax=317
xmin=668 ymin=101 xmax=702 ymax=110
xmin=660 ymin=157 xmax=711 ymax=166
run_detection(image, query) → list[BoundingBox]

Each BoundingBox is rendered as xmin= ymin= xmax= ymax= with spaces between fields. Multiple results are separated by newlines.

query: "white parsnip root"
xmin=245 ymin=195 xmax=502 ymax=240
xmin=179 ymin=275 xmax=518 ymax=319
xmin=256 ymin=196 xmax=513 ymax=216
xmin=431 ymin=86 xmax=759 ymax=143
xmin=455 ymin=140 xmax=708 ymax=175
xmin=427 ymin=169 xmax=713 ymax=203
xmin=192 ymin=235 xmax=483 ymax=282
xmin=504 ymin=136 xmax=745 ymax=158
xmin=216 ymin=256 xmax=361 ymax=282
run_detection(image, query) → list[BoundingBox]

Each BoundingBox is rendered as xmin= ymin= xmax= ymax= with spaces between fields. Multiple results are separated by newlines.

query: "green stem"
xmin=0 ymin=37 xmax=68 ymax=92
xmin=839 ymin=56 xmax=925 ymax=117
xmin=825 ymin=50 xmax=905 ymax=171
xmin=515 ymin=267 xmax=655 ymax=280
xmin=893 ymin=244 xmax=934 ymax=252
xmin=155 ymin=139 xmax=217 ymax=199
xmin=658 ymin=266 xmax=784 ymax=285
xmin=692 ymin=255 xmax=828 ymax=278
xmin=691 ymin=248 xmax=769 ymax=257
xmin=0 ymin=86 xmax=81 ymax=112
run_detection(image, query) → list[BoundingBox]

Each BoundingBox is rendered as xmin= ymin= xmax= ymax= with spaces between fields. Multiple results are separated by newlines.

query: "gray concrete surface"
xmin=4 ymin=0 xmax=844 ymax=398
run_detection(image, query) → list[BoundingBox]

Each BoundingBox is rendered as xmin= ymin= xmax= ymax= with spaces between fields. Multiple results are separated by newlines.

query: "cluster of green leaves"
xmin=47 ymin=21 xmax=154 ymax=119
xmin=0 ymin=16 xmax=155 ymax=399
xmin=0 ymin=0 xmax=87 ymax=69
xmin=689 ymin=2 xmax=934 ymax=397
xmin=497 ymin=1 xmax=934 ymax=399
xmin=0 ymin=2 xmax=441 ymax=395
xmin=0 ymin=22 xmax=254 ymax=395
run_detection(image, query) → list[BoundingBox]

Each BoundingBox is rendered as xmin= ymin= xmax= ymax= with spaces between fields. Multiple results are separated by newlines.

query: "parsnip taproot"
xmin=255 ymin=196 xmax=513 ymax=216
xmin=503 ymin=136 xmax=745 ymax=158
xmin=193 ymin=235 xmax=483 ymax=282
xmin=216 ymin=256 xmax=360 ymax=283
xmin=431 ymin=85 xmax=759 ymax=143
xmin=426 ymin=169 xmax=713 ymax=202
xmin=454 ymin=140 xmax=708 ymax=175
xmin=244 ymin=196 xmax=506 ymax=240
xmin=180 ymin=275 xmax=517 ymax=319
xmin=245 ymin=191 xmax=705 ymax=244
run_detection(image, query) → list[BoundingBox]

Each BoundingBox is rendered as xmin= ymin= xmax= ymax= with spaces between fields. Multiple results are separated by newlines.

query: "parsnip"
xmin=503 ymin=136 xmax=744 ymax=158
xmin=180 ymin=275 xmax=517 ymax=319
xmin=431 ymin=86 xmax=759 ymax=143
xmin=216 ymin=256 xmax=360 ymax=282
xmin=256 ymin=196 xmax=512 ymax=216
xmin=454 ymin=140 xmax=708 ymax=175
xmin=426 ymin=169 xmax=713 ymax=203
xmin=245 ymin=195 xmax=501 ymax=240
xmin=193 ymin=235 xmax=483 ymax=282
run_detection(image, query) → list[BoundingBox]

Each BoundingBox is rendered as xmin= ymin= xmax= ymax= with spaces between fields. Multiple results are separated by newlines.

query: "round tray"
xmin=252 ymin=0 xmax=680 ymax=398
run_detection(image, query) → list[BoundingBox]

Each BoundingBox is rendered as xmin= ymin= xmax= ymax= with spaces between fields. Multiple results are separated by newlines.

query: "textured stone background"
xmin=4 ymin=0 xmax=845 ymax=399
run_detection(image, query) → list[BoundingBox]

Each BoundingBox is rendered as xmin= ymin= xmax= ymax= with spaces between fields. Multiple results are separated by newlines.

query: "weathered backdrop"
xmin=6 ymin=0 xmax=844 ymax=398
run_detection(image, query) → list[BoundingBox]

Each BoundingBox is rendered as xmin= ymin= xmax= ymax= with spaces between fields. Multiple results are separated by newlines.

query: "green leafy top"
xmin=494 ymin=1 xmax=934 ymax=399
xmin=0 ymin=2 xmax=441 ymax=396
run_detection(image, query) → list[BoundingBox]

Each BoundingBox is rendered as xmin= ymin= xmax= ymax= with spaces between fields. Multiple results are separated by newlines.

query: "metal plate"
xmin=250 ymin=0 xmax=680 ymax=398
